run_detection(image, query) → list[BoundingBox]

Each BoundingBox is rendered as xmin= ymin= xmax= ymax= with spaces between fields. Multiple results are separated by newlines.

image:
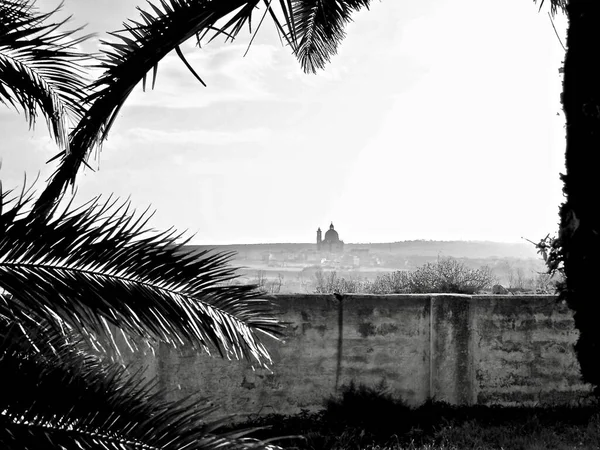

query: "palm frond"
xmin=0 ymin=321 xmax=281 ymax=450
xmin=0 ymin=184 xmax=283 ymax=368
xmin=34 ymin=0 xmax=373 ymax=214
xmin=35 ymin=0 xmax=267 ymax=215
xmin=285 ymin=0 xmax=370 ymax=74
xmin=0 ymin=0 xmax=92 ymax=149
xmin=534 ymin=0 xmax=567 ymax=16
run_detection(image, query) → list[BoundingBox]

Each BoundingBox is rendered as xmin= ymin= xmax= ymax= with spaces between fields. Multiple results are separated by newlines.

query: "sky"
xmin=0 ymin=0 xmax=568 ymax=245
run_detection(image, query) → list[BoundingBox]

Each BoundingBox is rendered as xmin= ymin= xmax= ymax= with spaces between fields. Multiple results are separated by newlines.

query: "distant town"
xmin=183 ymin=224 xmax=545 ymax=292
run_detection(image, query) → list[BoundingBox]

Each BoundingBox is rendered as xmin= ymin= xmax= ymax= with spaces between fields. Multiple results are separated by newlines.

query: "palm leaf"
xmin=34 ymin=0 xmax=267 ymax=215
xmin=0 ymin=183 xmax=283 ymax=368
xmin=33 ymin=0 xmax=377 ymax=215
xmin=283 ymin=0 xmax=370 ymax=74
xmin=0 ymin=321 xmax=281 ymax=450
xmin=0 ymin=0 xmax=91 ymax=149
xmin=534 ymin=0 xmax=567 ymax=15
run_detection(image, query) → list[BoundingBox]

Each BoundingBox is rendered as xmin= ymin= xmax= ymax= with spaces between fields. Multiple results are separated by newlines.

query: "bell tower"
xmin=316 ymin=227 xmax=322 ymax=250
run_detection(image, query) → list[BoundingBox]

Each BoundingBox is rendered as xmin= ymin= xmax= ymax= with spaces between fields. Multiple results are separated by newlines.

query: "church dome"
xmin=324 ymin=223 xmax=339 ymax=242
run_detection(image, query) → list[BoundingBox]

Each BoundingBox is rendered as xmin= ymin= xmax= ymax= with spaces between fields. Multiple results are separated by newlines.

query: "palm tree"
xmin=0 ymin=182 xmax=283 ymax=448
xmin=1 ymin=1 xmax=285 ymax=447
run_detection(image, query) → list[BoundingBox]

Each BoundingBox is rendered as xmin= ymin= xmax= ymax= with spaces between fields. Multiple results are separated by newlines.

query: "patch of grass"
xmin=227 ymin=382 xmax=600 ymax=450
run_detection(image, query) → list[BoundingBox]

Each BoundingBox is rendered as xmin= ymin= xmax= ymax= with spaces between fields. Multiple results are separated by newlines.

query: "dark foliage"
xmin=0 ymin=0 xmax=90 ymax=148
xmin=287 ymin=0 xmax=372 ymax=73
xmin=322 ymin=380 xmax=413 ymax=439
xmin=533 ymin=1 xmax=600 ymax=397
xmin=0 ymin=183 xmax=283 ymax=366
xmin=0 ymin=321 xmax=279 ymax=449
xmin=229 ymin=382 xmax=600 ymax=449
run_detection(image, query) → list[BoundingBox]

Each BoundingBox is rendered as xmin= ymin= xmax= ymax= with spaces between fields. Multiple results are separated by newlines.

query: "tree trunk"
xmin=560 ymin=0 xmax=600 ymax=395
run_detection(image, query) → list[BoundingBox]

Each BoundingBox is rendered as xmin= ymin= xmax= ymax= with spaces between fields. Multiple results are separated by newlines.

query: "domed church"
xmin=317 ymin=223 xmax=344 ymax=253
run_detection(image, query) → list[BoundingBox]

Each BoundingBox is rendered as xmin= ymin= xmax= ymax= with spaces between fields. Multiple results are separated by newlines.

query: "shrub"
xmin=255 ymin=270 xmax=283 ymax=294
xmin=323 ymin=381 xmax=414 ymax=440
xmin=312 ymin=259 xmax=496 ymax=295
xmin=313 ymin=269 xmax=367 ymax=294
xmin=409 ymin=258 xmax=496 ymax=294
xmin=365 ymin=271 xmax=412 ymax=294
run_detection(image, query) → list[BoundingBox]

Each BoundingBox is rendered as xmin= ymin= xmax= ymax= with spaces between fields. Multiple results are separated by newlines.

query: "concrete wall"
xmin=123 ymin=294 xmax=593 ymax=418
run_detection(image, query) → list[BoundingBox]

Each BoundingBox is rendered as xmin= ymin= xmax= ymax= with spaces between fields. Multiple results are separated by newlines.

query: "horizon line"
xmin=183 ymin=238 xmax=532 ymax=246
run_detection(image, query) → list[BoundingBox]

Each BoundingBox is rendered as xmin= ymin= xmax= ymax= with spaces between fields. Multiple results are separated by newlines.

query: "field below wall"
xmin=227 ymin=383 xmax=600 ymax=450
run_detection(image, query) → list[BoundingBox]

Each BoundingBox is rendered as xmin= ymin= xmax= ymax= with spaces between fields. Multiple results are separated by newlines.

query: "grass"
xmin=227 ymin=382 xmax=600 ymax=450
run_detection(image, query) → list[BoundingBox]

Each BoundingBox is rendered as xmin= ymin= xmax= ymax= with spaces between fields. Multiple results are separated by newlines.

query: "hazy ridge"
xmin=184 ymin=240 xmax=540 ymax=260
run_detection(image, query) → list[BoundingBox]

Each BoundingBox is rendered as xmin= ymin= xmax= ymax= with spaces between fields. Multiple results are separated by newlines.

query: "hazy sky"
xmin=0 ymin=0 xmax=568 ymax=245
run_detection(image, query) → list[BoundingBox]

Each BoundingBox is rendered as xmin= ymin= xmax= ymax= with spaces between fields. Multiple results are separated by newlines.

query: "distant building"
xmin=317 ymin=223 xmax=344 ymax=253
xmin=341 ymin=253 xmax=358 ymax=268
xmin=350 ymin=248 xmax=370 ymax=266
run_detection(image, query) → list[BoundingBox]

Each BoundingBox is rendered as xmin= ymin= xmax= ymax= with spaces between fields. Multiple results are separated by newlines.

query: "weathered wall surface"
xmin=122 ymin=294 xmax=592 ymax=419
xmin=470 ymin=295 xmax=590 ymax=405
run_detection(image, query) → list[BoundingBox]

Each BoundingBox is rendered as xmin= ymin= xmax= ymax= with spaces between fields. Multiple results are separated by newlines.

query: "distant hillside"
xmin=347 ymin=240 xmax=540 ymax=259
xmin=184 ymin=240 xmax=540 ymax=260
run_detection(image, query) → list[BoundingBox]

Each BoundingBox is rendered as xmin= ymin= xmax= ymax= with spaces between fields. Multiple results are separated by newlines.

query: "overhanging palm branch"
xmin=0 ymin=182 xmax=283 ymax=368
xmin=284 ymin=0 xmax=370 ymax=74
xmin=34 ymin=0 xmax=264 ymax=216
xmin=0 ymin=321 xmax=281 ymax=450
xmin=535 ymin=0 xmax=567 ymax=15
xmin=33 ymin=0 xmax=372 ymax=216
xmin=0 ymin=0 xmax=91 ymax=149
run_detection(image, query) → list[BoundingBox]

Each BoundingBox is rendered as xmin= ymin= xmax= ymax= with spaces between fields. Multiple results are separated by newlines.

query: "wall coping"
xmin=267 ymin=293 xmax=559 ymax=300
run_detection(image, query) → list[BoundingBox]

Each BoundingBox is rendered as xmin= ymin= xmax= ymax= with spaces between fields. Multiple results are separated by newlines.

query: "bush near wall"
xmin=314 ymin=258 xmax=497 ymax=294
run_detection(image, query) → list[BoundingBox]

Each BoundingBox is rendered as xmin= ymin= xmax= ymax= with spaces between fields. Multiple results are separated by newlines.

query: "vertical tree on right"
xmin=554 ymin=0 xmax=600 ymax=396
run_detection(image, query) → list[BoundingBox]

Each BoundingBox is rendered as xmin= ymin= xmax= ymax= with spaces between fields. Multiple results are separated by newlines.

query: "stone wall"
xmin=123 ymin=294 xmax=592 ymax=419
